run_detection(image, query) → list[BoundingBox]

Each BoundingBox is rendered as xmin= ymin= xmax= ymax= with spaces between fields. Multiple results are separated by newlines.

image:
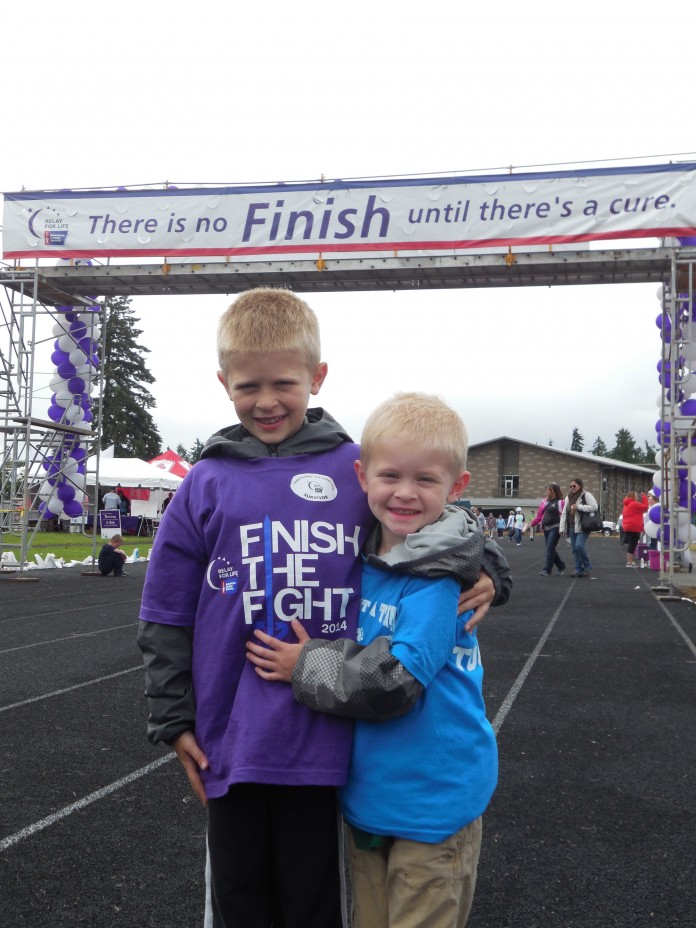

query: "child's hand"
xmin=172 ymin=731 xmax=209 ymax=806
xmin=458 ymin=571 xmax=495 ymax=633
xmin=246 ymin=619 xmax=311 ymax=682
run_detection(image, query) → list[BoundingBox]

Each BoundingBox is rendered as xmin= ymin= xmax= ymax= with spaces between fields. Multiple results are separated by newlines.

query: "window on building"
xmin=501 ymin=475 xmax=519 ymax=497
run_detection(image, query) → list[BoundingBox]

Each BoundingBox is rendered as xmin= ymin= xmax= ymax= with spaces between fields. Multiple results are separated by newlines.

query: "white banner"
xmin=4 ymin=163 xmax=696 ymax=260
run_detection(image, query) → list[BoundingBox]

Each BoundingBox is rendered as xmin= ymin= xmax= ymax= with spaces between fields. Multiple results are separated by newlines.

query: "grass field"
xmin=1 ymin=531 xmax=153 ymax=564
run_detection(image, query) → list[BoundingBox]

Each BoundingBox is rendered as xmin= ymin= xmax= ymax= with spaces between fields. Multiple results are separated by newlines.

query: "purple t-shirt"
xmin=140 ymin=444 xmax=372 ymax=797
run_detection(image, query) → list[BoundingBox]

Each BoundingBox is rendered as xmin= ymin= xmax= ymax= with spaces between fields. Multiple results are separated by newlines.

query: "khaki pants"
xmin=348 ymin=817 xmax=482 ymax=928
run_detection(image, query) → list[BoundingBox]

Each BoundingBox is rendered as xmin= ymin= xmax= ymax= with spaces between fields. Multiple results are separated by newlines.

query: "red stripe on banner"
xmin=5 ymin=226 xmax=696 ymax=260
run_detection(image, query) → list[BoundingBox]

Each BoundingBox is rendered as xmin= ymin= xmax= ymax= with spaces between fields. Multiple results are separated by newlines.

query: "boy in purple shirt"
xmin=138 ymin=288 xmax=511 ymax=928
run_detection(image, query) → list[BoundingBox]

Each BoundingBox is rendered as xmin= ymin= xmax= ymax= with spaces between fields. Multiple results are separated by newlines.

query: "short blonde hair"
xmin=217 ymin=288 xmax=321 ymax=374
xmin=360 ymin=392 xmax=468 ymax=475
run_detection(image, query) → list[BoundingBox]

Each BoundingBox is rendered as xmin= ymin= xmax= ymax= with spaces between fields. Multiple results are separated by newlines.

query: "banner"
xmin=4 ymin=163 xmax=696 ymax=260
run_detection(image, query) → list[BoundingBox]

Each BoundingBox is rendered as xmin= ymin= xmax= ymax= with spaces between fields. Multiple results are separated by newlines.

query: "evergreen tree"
xmin=175 ymin=443 xmax=191 ymax=463
xmin=189 ymin=438 xmax=206 ymax=464
xmin=639 ymin=439 xmax=659 ymax=466
xmin=591 ymin=436 xmax=609 ymax=457
xmin=609 ymin=428 xmax=641 ymax=464
xmin=99 ymin=296 xmax=162 ymax=459
xmin=570 ymin=427 xmax=584 ymax=452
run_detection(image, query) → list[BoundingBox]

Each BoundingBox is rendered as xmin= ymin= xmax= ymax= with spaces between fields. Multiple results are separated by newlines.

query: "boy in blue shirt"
xmin=247 ymin=392 xmax=498 ymax=928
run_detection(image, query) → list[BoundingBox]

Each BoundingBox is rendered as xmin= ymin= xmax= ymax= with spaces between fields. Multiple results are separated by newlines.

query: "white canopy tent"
xmin=86 ymin=457 xmax=184 ymax=517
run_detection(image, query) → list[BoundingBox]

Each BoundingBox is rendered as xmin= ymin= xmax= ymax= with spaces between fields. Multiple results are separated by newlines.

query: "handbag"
xmin=579 ymin=494 xmax=602 ymax=533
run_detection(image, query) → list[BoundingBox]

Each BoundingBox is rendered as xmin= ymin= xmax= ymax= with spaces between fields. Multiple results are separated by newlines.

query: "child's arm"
xmin=480 ymin=537 xmax=513 ymax=607
xmin=247 ymin=620 xmax=425 ymax=722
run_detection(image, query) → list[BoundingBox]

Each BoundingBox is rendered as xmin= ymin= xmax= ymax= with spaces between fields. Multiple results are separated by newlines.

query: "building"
xmin=466 ymin=437 xmax=655 ymax=522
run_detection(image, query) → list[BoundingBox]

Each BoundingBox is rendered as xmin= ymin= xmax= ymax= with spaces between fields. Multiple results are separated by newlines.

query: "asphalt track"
xmin=1 ymin=535 xmax=695 ymax=928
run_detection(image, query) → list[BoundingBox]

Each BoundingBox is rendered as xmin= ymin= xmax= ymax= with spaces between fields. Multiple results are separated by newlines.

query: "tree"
xmin=175 ymin=443 xmax=191 ymax=463
xmin=609 ymin=428 xmax=641 ymax=464
xmin=99 ymin=296 xmax=162 ymax=459
xmin=591 ymin=436 xmax=609 ymax=457
xmin=189 ymin=438 xmax=206 ymax=464
xmin=639 ymin=440 xmax=659 ymax=467
xmin=570 ymin=427 xmax=584 ymax=452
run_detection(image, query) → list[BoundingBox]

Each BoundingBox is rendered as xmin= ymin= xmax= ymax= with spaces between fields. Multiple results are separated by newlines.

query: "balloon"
xmin=51 ymin=349 xmax=69 ymax=367
xmin=54 ymin=390 xmax=73 ymax=408
xmin=652 ymin=471 xmax=662 ymax=488
xmin=644 ymin=520 xmax=660 ymax=539
xmin=652 ymin=485 xmax=662 ymax=498
xmin=63 ymin=500 xmax=84 ymax=518
xmin=57 ymin=483 xmax=76 ymax=503
xmin=64 ymin=405 xmax=85 ymax=425
xmin=680 ymin=398 xmax=696 ymax=417
xmin=47 ymin=404 xmax=64 ymax=423
xmin=46 ymin=496 xmax=64 ymax=515
xmin=69 ymin=348 xmax=88 ymax=367
xmin=648 ymin=505 xmax=662 ymax=524
xmin=57 ymin=361 xmax=77 ymax=379
xmin=68 ymin=376 xmax=86 ymax=393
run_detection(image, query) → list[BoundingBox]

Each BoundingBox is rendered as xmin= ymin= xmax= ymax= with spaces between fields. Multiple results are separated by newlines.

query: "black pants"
xmin=207 ymin=783 xmax=344 ymax=928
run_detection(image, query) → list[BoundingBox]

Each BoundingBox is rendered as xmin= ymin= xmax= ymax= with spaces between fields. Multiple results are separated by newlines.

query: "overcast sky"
xmin=2 ymin=0 xmax=693 ymax=460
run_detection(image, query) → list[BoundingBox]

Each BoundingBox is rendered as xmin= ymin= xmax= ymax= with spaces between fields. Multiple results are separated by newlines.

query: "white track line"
xmin=0 ymin=754 xmax=176 ymax=852
xmin=0 ymin=599 xmax=142 ymax=627
xmin=0 ymin=665 xmax=142 ymax=713
xmin=0 ymin=623 xmax=134 ymax=654
xmin=491 ymin=584 xmax=574 ymax=734
xmin=652 ymin=597 xmax=696 ymax=658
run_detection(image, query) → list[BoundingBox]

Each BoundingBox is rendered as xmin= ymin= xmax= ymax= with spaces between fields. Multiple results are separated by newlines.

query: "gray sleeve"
xmin=137 ymin=620 xmax=196 ymax=746
xmin=291 ymin=636 xmax=424 ymax=722
xmin=481 ymin=538 xmax=513 ymax=606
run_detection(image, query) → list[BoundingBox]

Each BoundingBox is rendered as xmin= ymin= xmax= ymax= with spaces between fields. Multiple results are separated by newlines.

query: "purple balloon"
xmin=47 ymin=404 xmax=65 ymax=423
xmin=51 ymin=349 xmax=70 ymax=366
xmin=69 ymin=322 xmax=87 ymax=341
xmin=57 ymin=362 xmax=77 ymax=378
xmin=57 ymin=483 xmax=76 ymax=503
xmin=82 ymin=409 xmax=93 ymax=424
xmin=68 ymin=376 xmax=86 ymax=393
xmin=652 ymin=485 xmax=662 ymax=498
xmin=72 ymin=447 xmax=87 ymax=463
xmin=648 ymin=505 xmax=662 ymax=524
xmin=63 ymin=500 xmax=84 ymax=517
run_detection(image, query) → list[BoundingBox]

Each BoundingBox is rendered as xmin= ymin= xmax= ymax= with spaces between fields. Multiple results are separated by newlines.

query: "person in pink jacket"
xmin=621 ymin=491 xmax=649 ymax=567
xmin=531 ymin=483 xmax=567 ymax=576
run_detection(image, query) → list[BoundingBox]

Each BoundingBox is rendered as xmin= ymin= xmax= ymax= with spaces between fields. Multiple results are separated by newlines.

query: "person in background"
xmin=621 ymin=490 xmax=649 ymax=568
xmin=559 ymin=477 xmax=598 ymax=578
xmin=117 ymin=489 xmax=130 ymax=517
xmin=514 ymin=507 xmax=525 ymax=546
xmin=98 ymin=534 xmax=128 ymax=577
xmin=496 ymin=514 xmax=506 ymax=538
xmin=102 ymin=488 xmax=120 ymax=510
xmin=486 ymin=512 xmax=496 ymax=539
xmin=506 ymin=509 xmax=516 ymax=542
xmin=161 ymin=491 xmax=174 ymax=514
xmin=531 ymin=484 xmax=566 ymax=576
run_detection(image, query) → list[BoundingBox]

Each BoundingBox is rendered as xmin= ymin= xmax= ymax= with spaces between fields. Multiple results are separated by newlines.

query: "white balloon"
xmin=652 ymin=471 xmax=662 ymax=489
xmin=46 ymin=496 xmax=64 ymax=515
xmin=64 ymin=406 xmax=85 ymax=425
xmin=653 ymin=449 xmax=663 ymax=469
xmin=69 ymin=348 xmax=89 ymax=367
xmin=49 ymin=375 xmax=70 ymax=391
xmin=644 ymin=520 xmax=660 ymax=539
xmin=71 ymin=473 xmax=86 ymax=491
xmin=54 ymin=391 xmax=74 ymax=408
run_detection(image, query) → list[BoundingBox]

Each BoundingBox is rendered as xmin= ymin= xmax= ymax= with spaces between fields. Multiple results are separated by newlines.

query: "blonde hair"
xmin=217 ymin=288 xmax=321 ymax=374
xmin=360 ymin=392 xmax=468 ymax=475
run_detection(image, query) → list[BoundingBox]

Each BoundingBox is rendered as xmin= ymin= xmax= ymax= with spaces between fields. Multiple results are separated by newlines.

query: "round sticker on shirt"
xmin=291 ymin=473 xmax=338 ymax=502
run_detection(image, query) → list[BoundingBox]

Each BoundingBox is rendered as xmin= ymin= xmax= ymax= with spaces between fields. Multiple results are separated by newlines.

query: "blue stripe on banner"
xmin=6 ymin=161 xmax=696 ymax=200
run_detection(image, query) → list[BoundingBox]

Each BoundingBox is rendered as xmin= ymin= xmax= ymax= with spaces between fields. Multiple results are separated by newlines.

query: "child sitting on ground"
xmin=98 ymin=534 xmax=128 ymax=577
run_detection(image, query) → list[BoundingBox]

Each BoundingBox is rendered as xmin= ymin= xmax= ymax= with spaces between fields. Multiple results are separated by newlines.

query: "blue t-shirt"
xmin=339 ymin=560 xmax=498 ymax=843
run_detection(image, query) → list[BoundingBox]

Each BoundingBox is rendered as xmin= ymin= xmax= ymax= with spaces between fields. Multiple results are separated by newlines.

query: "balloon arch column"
xmin=652 ymin=252 xmax=696 ymax=589
xmin=0 ymin=269 xmax=105 ymax=574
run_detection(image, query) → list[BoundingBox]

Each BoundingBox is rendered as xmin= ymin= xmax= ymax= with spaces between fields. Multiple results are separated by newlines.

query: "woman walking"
xmin=531 ymin=483 xmax=567 ymax=576
xmin=559 ymin=477 xmax=598 ymax=578
xmin=621 ymin=491 xmax=649 ymax=567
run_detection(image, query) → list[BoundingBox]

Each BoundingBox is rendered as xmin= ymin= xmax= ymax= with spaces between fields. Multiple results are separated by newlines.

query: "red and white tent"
xmin=148 ymin=449 xmax=192 ymax=479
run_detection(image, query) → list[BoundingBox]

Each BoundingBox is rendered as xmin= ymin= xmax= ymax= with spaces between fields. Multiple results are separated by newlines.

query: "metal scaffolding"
xmin=0 ymin=245 xmax=688 ymax=579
